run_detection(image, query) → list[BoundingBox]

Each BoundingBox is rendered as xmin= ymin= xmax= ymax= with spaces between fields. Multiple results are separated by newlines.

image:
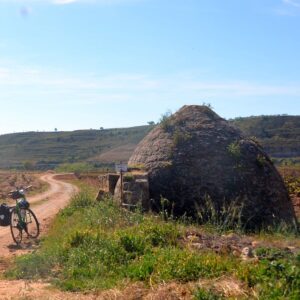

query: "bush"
xmin=172 ymin=129 xmax=192 ymax=147
xmin=159 ymin=110 xmax=173 ymax=132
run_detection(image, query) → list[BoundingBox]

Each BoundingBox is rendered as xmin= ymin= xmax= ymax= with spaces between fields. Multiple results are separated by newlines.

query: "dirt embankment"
xmin=0 ymin=172 xmax=47 ymax=201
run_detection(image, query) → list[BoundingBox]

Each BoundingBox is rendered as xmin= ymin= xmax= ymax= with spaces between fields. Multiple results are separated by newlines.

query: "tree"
xmin=23 ymin=161 xmax=35 ymax=170
xmin=147 ymin=121 xmax=155 ymax=126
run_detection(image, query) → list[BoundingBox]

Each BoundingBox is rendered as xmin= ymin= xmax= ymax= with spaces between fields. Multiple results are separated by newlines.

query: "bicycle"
xmin=7 ymin=186 xmax=40 ymax=245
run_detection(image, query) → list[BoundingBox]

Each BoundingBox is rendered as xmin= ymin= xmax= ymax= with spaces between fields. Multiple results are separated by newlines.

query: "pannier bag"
xmin=18 ymin=198 xmax=30 ymax=209
xmin=0 ymin=204 xmax=11 ymax=227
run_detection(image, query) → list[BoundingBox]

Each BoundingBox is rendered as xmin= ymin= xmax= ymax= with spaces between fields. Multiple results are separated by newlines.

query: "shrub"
xmin=172 ymin=129 xmax=192 ymax=147
xmin=227 ymin=141 xmax=241 ymax=159
xmin=159 ymin=110 xmax=173 ymax=132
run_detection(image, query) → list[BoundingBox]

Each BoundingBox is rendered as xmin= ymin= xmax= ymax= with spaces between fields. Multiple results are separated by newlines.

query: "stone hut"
xmin=128 ymin=105 xmax=297 ymax=229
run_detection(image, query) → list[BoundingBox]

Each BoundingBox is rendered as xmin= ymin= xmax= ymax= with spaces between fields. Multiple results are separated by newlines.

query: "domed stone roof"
xmin=128 ymin=105 xmax=297 ymax=229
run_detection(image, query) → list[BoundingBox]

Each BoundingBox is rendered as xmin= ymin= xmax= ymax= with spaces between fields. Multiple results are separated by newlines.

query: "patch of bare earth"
xmin=183 ymin=229 xmax=299 ymax=259
xmin=0 ymin=279 xmax=249 ymax=300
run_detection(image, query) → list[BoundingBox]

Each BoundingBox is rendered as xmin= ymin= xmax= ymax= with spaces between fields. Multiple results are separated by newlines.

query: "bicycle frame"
xmin=12 ymin=199 xmax=28 ymax=231
xmin=8 ymin=186 xmax=40 ymax=244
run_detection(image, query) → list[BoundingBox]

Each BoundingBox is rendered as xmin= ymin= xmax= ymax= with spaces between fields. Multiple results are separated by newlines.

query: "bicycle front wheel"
xmin=10 ymin=208 xmax=23 ymax=245
xmin=23 ymin=208 xmax=40 ymax=238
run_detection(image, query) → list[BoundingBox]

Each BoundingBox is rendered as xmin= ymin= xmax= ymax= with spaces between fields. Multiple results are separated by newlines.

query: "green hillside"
xmin=0 ymin=115 xmax=299 ymax=170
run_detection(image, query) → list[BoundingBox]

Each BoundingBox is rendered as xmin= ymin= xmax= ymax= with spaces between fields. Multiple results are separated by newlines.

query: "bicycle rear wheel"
xmin=23 ymin=208 xmax=39 ymax=238
xmin=10 ymin=208 xmax=23 ymax=245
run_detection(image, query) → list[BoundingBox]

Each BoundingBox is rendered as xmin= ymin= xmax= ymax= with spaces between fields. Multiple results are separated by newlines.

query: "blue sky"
xmin=0 ymin=0 xmax=300 ymax=134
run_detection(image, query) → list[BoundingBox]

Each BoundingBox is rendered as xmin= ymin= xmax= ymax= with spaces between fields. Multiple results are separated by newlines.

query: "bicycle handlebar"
xmin=8 ymin=185 xmax=32 ymax=196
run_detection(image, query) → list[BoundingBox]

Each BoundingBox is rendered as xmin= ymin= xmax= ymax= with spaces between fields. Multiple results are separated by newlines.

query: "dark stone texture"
xmin=128 ymin=105 xmax=297 ymax=229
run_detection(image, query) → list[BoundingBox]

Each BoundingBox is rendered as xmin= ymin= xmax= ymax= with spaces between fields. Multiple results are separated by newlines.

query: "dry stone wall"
xmin=128 ymin=105 xmax=297 ymax=229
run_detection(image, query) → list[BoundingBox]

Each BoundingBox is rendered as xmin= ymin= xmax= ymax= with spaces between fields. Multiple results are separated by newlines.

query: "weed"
xmin=123 ymin=173 xmax=134 ymax=182
xmin=159 ymin=110 xmax=173 ymax=132
xmin=195 ymin=195 xmax=244 ymax=232
xmin=227 ymin=141 xmax=241 ymax=159
xmin=201 ymin=102 xmax=213 ymax=109
xmin=254 ymin=247 xmax=294 ymax=260
xmin=237 ymin=250 xmax=300 ymax=299
xmin=172 ymin=129 xmax=192 ymax=147
xmin=194 ymin=288 xmax=224 ymax=300
xmin=128 ymin=163 xmax=146 ymax=170
xmin=256 ymin=154 xmax=268 ymax=168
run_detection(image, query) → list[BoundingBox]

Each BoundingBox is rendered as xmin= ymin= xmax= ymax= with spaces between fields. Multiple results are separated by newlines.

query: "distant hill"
xmin=0 ymin=126 xmax=153 ymax=169
xmin=230 ymin=115 xmax=300 ymax=162
xmin=0 ymin=115 xmax=299 ymax=169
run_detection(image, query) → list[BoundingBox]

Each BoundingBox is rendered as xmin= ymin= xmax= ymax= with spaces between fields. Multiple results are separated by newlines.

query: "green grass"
xmin=194 ymin=288 xmax=224 ymax=300
xmin=5 ymin=190 xmax=300 ymax=299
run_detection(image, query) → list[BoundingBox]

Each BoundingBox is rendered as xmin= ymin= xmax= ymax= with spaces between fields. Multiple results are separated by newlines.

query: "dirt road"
xmin=0 ymin=173 xmax=78 ymax=258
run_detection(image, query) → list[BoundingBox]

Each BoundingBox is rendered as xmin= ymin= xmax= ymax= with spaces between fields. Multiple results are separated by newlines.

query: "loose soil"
xmin=0 ymin=172 xmax=47 ymax=201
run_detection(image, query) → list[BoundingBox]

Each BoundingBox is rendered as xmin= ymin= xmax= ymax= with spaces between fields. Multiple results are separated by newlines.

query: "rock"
xmin=128 ymin=105 xmax=297 ymax=229
xmin=98 ymin=174 xmax=120 ymax=194
xmin=114 ymin=173 xmax=150 ymax=210
xmin=187 ymin=235 xmax=200 ymax=242
xmin=96 ymin=190 xmax=106 ymax=201
xmin=240 ymin=247 xmax=254 ymax=261
xmin=251 ymin=241 xmax=260 ymax=248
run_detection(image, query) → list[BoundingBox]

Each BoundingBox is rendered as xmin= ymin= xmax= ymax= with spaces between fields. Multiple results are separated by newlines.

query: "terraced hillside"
xmin=231 ymin=115 xmax=300 ymax=162
xmin=0 ymin=115 xmax=299 ymax=169
xmin=0 ymin=126 xmax=153 ymax=169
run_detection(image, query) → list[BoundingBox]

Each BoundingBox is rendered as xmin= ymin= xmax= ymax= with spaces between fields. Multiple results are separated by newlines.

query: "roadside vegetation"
xmin=54 ymin=162 xmax=115 ymax=174
xmin=6 ymin=186 xmax=300 ymax=299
